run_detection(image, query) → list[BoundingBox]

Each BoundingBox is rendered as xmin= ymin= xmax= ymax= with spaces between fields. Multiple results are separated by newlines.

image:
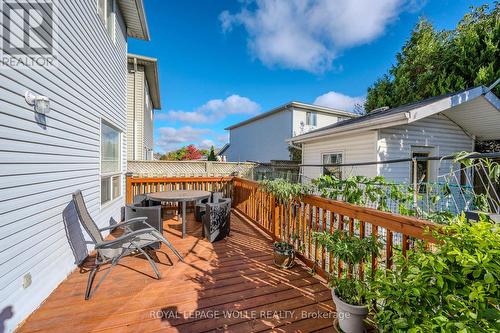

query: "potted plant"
xmin=273 ymin=241 xmax=295 ymax=268
xmin=314 ymin=229 xmax=381 ymax=333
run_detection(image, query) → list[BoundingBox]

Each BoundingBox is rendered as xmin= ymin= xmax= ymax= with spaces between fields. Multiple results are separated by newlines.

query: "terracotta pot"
xmin=332 ymin=288 xmax=368 ymax=333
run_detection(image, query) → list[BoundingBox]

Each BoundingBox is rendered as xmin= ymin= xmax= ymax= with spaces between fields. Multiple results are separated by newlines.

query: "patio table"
xmin=146 ymin=190 xmax=211 ymax=239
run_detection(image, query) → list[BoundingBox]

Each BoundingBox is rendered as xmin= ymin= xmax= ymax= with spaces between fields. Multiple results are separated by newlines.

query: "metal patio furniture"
xmin=72 ymin=190 xmax=184 ymax=300
xmin=125 ymin=204 xmax=163 ymax=249
xmin=146 ymin=190 xmax=211 ymax=238
xmin=202 ymin=197 xmax=231 ymax=243
xmin=194 ymin=191 xmax=224 ymax=222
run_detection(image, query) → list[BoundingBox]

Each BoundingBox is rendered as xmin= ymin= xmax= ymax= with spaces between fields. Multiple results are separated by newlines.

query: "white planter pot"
xmin=332 ymin=289 xmax=368 ymax=333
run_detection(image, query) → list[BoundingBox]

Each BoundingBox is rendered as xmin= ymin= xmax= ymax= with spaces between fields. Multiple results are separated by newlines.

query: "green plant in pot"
xmin=273 ymin=241 xmax=295 ymax=268
xmin=314 ymin=229 xmax=381 ymax=333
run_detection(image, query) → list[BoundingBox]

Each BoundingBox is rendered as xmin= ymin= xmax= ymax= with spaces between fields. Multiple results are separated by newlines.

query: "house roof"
xmin=128 ymin=53 xmax=161 ymax=109
xmin=290 ymin=86 xmax=500 ymax=143
xmin=224 ymin=101 xmax=357 ymax=130
xmin=117 ymin=0 xmax=150 ymax=40
xmin=217 ymin=143 xmax=230 ymax=156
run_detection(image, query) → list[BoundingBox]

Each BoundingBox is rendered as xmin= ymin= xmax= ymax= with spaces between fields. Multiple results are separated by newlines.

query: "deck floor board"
xmin=16 ymin=212 xmax=334 ymax=333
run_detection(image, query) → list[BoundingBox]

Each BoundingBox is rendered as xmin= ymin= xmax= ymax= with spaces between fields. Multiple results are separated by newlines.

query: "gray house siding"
xmin=0 ymin=1 xmax=128 ymax=332
xmin=126 ymin=63 xmax=154 ymax=160
xmin=126 ymin=63 xmax=144 ymax=160
xmin=144 ymin=79 xmax=154 ymax=159
xmin=377 ymin=114 xmax=474 ymax=183
xmin=226 ymin=110 xmax=293 ymax=162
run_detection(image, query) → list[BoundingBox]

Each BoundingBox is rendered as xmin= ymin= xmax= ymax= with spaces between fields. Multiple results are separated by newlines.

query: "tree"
xmin=208 ymin=146 xmax=217 ymax=161
xmin=288 ymin=144 xmax=302 ymax=162
xmin=160 ymin=145 xmax=206 ymax=160
xmin=182 ymin=144 xmax=203 ymax=160
xmin=364 ymin=3 xmax=500 ymax=112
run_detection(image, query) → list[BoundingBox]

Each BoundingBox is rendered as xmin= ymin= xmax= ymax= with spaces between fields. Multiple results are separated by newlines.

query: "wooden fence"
xmin=232 ymin=177 xmax=438 ymax=279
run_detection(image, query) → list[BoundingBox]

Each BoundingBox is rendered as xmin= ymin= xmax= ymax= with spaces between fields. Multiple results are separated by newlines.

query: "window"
xmin=411 ymin=152 xmax=430 ymax=193
xmin=101 ymin=121 xmax=121 ymax=205
xmin=306 ymin=112 xmax=317 ymax=126
xmin=322 ymin=153 xmax=343 ymax=179
xmin=97 ymin=0 xmax=114 ymax=40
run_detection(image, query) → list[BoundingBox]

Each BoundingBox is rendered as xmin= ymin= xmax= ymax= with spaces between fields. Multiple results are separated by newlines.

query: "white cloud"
xmin=156 ymin=127 xmax=217 ymax=152
xmin=157 ymin=94 xmax=261 ymax=124
xmin=220 ymin=0 xmax=422 ymax=73
xmin=313 ymin=91 xmax=365 ymax=112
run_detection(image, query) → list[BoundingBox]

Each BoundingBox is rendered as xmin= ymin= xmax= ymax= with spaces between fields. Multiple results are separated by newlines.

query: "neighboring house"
xmin=224 ymin=102 xmax=356 ymax=162
xmin=291 ymin=86 xmax=500 ymax=185
xmin=0 ymin=1 xmax=150 ymax=332
xmin=216 ymin=144 xmax=230 ymax=161
xmin=127 ymin=53 xmax=161 ymax=160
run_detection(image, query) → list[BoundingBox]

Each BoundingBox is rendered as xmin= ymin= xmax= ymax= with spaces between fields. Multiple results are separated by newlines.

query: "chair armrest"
xmin=98 ymin=217 xmax=149 ymax=232
xmin=95 ymin=228 xmax=157 ymax=249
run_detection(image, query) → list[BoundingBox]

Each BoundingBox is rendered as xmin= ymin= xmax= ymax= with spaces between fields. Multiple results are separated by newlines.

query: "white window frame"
xmin=100 ymin=119 xmax=122 ymax=208
xmin=96 ymin=0 xmax=115 ymax=43
xmin=321 ymin=151 xmax=344 ymax=178
xmin=306 ymin=112 xmax=317 ymax=127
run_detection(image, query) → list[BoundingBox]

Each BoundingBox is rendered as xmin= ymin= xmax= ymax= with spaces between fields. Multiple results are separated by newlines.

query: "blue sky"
xmin=128 ymin=0 xmax=493 ymax=153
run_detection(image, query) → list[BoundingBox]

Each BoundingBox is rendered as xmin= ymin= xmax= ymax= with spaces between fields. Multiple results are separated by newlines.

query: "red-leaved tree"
xmin=182 ymin=144 xmax=203 ymax=160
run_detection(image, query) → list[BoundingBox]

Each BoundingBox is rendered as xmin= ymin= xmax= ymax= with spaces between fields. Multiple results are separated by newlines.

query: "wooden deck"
xmin=17 ymin=211 xmax=335 ymax=333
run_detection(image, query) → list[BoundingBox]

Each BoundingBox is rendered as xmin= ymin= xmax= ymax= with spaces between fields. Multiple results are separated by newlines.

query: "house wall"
xmin=143 ymin=79 xmax=154 ymax=160
xmin=377 ymin=114 xmax=474 ymax=183
xmin=301 ymin=131 xmax=378 ymax=182
xmin=225 ymin=110 xmax=293 ymax=162
xmin=0 ymin=1 xmax=128 ymax=332
xmin=291 ymin=108 xmax=343 ymax=137
xmin=126 ymin=63 xmax=144 ymax=160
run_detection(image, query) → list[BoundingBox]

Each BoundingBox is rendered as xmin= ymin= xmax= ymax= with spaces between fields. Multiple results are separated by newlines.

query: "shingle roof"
xmin=295 ymin=88 xmax=479 ymax=140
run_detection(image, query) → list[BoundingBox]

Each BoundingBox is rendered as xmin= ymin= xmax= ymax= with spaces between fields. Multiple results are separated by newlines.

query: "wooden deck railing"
xmin=125 ymin=175 xmax=233 ymax=204
xmin=125 ymin=175 xmax=438 ymax=279
xmin=232 ymin=177 xmax=438 ymax=279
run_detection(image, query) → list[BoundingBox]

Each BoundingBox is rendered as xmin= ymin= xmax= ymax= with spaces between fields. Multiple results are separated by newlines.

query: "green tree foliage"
xmin=160 ymin=145 xmax=206 ymax=160
xmin=288 ymin=144 xmax=302 ymax=161
xmin=365 ymin=3 xmax=500 ymax=112
xmin=208 ymin=146 xmax=217 ymax=161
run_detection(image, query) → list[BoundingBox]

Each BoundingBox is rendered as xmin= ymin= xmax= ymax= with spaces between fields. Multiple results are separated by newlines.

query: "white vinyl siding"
xmin=126 ymin=63 xmax=146 ymax=160
xmin=301 ymin=131 xmax=378 ymax=182
xmin=377 ymin=114 xmax=474 ymax=184
xmin=226 ymin=110 xmax=293 ymax=162
xmin=143 ymin=79 xmax=154 ymax=159
xmin=0 ymin=1 xmax=128 ymax=332
xmin=292 ymin=108 xmax=342 ymax=136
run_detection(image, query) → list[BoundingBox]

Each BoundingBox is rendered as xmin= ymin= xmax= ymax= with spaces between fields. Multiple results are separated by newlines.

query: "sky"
xmin=128 ymin=0 xmax=493 ymax=154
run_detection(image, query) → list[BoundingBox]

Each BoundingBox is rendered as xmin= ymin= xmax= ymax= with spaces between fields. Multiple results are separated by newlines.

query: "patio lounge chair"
xmin=125 ymin=204 xmax=163 ymax=249
xmin=72 ymin=190 xmax=184 ymax=300
xmin=202 ymin=197 xmax=231 ymax=243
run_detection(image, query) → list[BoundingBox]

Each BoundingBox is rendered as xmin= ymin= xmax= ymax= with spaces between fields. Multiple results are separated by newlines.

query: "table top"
xmin=146 ymin=190 xmax=211 ymax=202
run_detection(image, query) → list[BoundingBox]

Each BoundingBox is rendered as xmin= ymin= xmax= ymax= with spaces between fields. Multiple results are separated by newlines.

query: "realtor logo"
xmin=1 ymin=0 xmax=58 ymax=67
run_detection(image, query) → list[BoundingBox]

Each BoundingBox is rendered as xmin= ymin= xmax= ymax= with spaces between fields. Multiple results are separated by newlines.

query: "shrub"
xmin=369 ymin=215 xmax=500 ymax=332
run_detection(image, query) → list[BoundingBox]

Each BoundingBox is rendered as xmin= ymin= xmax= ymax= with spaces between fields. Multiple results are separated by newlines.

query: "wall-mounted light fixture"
xmin=25 ymin=91 xmax=50 ymax=114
